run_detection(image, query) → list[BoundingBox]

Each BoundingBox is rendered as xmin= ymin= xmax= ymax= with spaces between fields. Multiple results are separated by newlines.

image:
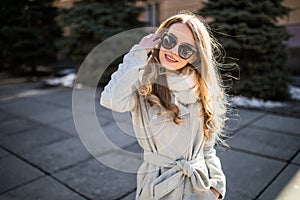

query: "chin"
xmin=161 ymin=65 xmax=178 ymax=71
xmin=159 ymin=57 xmax=180 ymax=71
xmin=160 ymin=61 xmax=185 ymax=71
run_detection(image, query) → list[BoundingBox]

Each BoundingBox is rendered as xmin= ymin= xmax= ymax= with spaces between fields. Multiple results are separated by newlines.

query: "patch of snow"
xmin=230 ymin=96 xmax=285 ymax=108
xmin=74 ymin=83 xmax=83 ymax=89
xmin=230 ymin=84 xmax=300 ymax=109
xmin=45 ymin=73 xmax=76 ymax=88
xmin=289 ymin=84 xmax=300 ymax=101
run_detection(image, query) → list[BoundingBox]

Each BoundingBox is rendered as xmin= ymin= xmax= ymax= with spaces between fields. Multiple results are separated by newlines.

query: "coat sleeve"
xmin=100 ymin=45 xmax=147 ymax=112
xmin=203 ymin=137 xmax=226 ymax=199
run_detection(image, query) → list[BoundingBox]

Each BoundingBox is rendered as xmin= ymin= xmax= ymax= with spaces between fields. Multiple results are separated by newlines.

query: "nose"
xmin=169 ymin=44 xmax=179 ymax=56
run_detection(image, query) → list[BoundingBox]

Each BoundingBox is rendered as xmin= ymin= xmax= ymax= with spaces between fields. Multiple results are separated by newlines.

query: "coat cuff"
xmin=210 ymin=179 xmax=226 ymax=199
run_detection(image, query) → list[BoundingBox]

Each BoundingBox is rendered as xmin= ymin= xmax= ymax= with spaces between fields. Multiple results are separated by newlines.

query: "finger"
xmin=151 ymin=33 xmax=162 ymax=39
xmin=153 ymin=35 xmax=162 ymax=42
xmin=145 ymin=33 xmax=154 ymax=39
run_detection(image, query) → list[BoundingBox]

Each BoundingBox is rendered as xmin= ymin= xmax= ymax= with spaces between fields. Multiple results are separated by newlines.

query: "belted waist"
xmin=143 ymin=151 xmax=211 ymax=199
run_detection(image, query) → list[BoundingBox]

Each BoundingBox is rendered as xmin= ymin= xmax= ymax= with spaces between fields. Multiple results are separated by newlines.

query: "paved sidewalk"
xmin=0 ymin=82 xmax=299 ymax=200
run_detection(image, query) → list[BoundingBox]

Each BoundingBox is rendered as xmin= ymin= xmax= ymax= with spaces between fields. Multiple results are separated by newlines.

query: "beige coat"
xmin=100 ymin=45 xmax=226 ymax=200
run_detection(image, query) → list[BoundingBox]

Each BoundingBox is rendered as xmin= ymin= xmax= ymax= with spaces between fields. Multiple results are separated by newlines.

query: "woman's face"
xmin=159 ymin=23 xmax=197 ymax=71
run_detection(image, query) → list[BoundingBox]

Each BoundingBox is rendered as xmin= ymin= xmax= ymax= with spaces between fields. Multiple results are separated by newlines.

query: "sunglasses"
xmin=161 ymin=33 xmax=197 ymax=60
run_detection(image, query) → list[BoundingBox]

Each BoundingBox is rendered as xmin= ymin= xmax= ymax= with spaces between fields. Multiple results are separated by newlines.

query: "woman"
xmin=100 ymin=11 xmax=228 ymax=199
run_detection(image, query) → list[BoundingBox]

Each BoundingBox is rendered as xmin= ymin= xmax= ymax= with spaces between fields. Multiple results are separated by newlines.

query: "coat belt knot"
xmin=144 ymin=151 xmax=211 ymax=199
xmin=176 ymin=159 xmax=193 ymax=177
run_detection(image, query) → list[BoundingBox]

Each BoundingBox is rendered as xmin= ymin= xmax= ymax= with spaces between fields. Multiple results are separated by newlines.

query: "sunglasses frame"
xmin=161 ymin=32 xmax=198 ymax=60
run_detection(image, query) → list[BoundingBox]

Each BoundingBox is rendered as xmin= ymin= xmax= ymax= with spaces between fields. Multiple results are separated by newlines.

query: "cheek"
xmin=158 ymin=49 xmax=164 ymax=63
xmin=176 ymin=60 xmax=188 ymax=69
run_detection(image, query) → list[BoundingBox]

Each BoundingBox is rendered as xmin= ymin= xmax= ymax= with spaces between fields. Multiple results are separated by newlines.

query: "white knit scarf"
xmin=166 ymin=70 xmax=200 ymax=105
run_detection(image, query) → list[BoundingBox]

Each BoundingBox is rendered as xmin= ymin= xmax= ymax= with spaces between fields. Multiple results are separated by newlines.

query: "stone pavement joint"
xmin=116 ymin=188 xmax=137 ymax=200
xmin=230 ymin=111 xmax=267 ymax=136
xmin=0 ymin=143 xmax=91 ymax=200
xmin=254 ymin=162 xmax=290 ymax=199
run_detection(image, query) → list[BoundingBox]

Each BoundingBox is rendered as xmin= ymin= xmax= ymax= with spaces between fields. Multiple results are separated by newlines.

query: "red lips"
xmin=165 ymin=53 xmax=178 ymax=63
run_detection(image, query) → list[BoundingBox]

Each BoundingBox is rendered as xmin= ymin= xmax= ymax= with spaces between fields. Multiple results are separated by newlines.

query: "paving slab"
xmin=96 ymin=107 xmax=121 ymax=127
xmin=50 ymin=94 xmax=73 ymax=107
xmin=237 ymin=109 xmax=266 ymax=127
xmin=96 ymin=150 xmax=142 ymax=174
xmin=124 ymin=141 xmax=143 ymax=154
xmin=0 ymin=155 xmax=44 ymax=193
xmin=225 ymin=192 xmax=252 ymax=200
xmin=72 ymin=128 xmax=113 ymax=156
xmin=0 ymin=148 xmax=9 ymax=159
xmin=0 ymin=125 xmax=72 ymax=153
xmin=0 ymin=82 xmax=40 ymax=96
xmin=220 ymin=150 xmax=285 ymax=199
xmin=111 ymin=111 xmax=135 ymax=135
xmin=0 ymin=90 xmax=62 ymax=105
xmin=0 ymin=117 xmax=40 ymax=137
xmin=109 ymin=111 xmax=132 ymax=123
xmin=21 ymin=137 xmax=91 ymax=173
xmin=97 ymin=109 xmax=135 ymax=137
xmin=50 ymin=109 xmax=116 ymax=137
xmin=97 ymin=103 xmax=113 ymax=116
xmin=0 ymin=84 xmax=67 ymax=105
xmin=224 ymin=109 xmax=265 ymax=135
xmin=216 ymin=151 xmax=252 ymax=200
xmin=73 ymin=112 xmax=136 ymax=154
xmin=73 ymin=112 xmax=101 ymax=133
xmin=292 ymin=152 xmax=300 ymax=166
xmin=258 ymin=164 xmax=300 ymax=200
xmin=227 ymin=126 xmax=300 ymax=161
xmin=26 ymin=107 xmax=73 ymax=124
xmin=121 ymin=191 xmax=136 ymax=200
xmin=0 ymin=98 xmax=62 ymax=117
xmin=53 ymin=158 xmax=137 ymax=200
xmin=0 ymin=176 xmax=87 ymax=200
xmin=72 ymin=88 xmax=101 ymax=114
xmin=50 ymin=117 xmax=78 ymax=135
xmin=252 ymin=114 xmax=300 ymax=135
xmin=0 ymin=110 xmax=16 ymax=123
xmin=101 ymin=122 xmax=137 ymax=149
xmin=31 ymin=87 xmax=73 ymax=108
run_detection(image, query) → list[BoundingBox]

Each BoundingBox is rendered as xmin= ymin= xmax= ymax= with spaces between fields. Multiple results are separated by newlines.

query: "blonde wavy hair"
xmin=138 ymin=11 xmax=229 ymax=142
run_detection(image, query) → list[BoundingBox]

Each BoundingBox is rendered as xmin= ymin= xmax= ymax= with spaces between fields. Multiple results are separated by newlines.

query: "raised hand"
xmin=138 ymin=33 xmax=162 ymax=54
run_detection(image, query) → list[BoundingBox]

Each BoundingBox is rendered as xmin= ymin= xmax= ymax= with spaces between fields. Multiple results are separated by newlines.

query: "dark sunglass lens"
xmin=162 ymin=34 xmax=176 ymax=49
xmin=178 ymin=44 xmax=196 ymax=59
